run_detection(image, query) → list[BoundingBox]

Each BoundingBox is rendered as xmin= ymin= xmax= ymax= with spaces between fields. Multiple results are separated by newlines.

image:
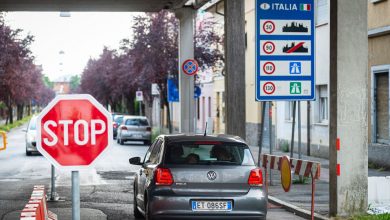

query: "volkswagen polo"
xmin=129 ymin=134 xmax=267 ymax=220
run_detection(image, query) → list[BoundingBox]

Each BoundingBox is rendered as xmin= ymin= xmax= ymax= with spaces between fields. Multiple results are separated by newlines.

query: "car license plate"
xmin=192 ymin=201 xmax=232 ymax=211
xmin=132 ymin=134 xmax=142 ymax=138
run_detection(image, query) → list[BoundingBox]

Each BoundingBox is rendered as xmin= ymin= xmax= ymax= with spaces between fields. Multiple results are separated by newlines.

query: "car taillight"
xmin=146 ymin=127 xmax=152 ymax=132
xmin=155 ymin=168 xmax=174 ymax=186
xmin=121 ymin=126 xmax=128 ymax=130
xmin=113 ymin=123 xmax=118 ymax=129
xmin=248 ymin=168 xmax=263 ymax=186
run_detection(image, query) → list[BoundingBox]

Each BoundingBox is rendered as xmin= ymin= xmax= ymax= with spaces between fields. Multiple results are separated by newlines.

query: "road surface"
xmin=0 ymin=123 xmax=305 ymax=219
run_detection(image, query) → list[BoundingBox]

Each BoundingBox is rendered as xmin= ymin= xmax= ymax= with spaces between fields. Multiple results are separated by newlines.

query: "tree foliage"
xmin=80 ymin=10 xmax=224 ymax=131
xmin=0 ymin=14 xmax=55 ymax=123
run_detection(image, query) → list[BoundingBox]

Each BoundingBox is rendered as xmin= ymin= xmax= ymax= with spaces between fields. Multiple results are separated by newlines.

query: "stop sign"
xmin=37 ymin=94 xmax=113 ymax=170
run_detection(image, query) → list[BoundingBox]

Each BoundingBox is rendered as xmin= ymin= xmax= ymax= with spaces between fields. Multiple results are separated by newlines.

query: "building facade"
xmin=275 ymin=0 xmax=330 ymax=158
xmin=368 ymin=0 xmax=390 ymax=167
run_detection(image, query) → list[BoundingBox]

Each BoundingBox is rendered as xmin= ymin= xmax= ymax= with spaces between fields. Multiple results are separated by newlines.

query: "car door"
xmin=138 ymin=139 xmax=163 ymax=210
xmin=140 ymin=139 xmax=163 ymax=210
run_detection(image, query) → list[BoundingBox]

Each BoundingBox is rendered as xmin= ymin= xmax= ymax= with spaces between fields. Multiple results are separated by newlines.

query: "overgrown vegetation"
xmin=280 ymin=140 xmax=289 ymax=153
xmin=0 ymin=115 xmax=32 ymax=132
xmin=337 ymin=213 xmax=390 ymax=220
xmin=368 ymin=162 xmax=388 ymax=172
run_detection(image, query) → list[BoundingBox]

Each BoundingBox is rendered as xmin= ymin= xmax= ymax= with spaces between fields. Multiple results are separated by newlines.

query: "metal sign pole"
xmin=258 ymin=102 xmax=266 ymax=167
xmin=50 ymin=165 xmax=56 ymax=200
xmin=290 ymin=101 xmax=296 ymax=158
xmin=307 ymin=101 xmax=311 ymax=156
xmin=139 ymin=101 xmax=142 ymax=116
xmin=298 ymin=101 xmax=302 ymax=160
xmin=269 ymin=101 xmax=273 ymax=186
xmin=72 ymin=171 xmax=80 ymax=220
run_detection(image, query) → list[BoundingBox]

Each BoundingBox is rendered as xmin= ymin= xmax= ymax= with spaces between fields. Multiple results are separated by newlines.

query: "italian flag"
xmin=300 ymin=4 xmax=311 ymax=11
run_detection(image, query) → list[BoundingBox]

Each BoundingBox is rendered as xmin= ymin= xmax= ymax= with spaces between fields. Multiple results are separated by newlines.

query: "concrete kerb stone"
xmin=268 ymin=195 xmax=329 ymax=220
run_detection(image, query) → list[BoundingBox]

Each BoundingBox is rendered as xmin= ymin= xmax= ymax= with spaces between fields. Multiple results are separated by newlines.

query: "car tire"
xmin=133 ymin=184 xmax=143 ymax=219
xmin=117 ymin=137 xmax=120 ymax=144
xmin=120 ymin=138 xmax=124 ymax=145
xmin=26 ymin=150 xmax=32 ymax=156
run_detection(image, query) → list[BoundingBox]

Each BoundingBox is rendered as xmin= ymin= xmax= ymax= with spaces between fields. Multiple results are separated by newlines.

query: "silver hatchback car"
xmin=117 ymin=116 xmax=152 ymax=145
xmin=129 ymin=134 xmax=267 ymax=220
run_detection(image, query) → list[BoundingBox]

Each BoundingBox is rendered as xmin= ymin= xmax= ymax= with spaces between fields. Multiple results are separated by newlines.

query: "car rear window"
xmin=164 ymin=141 xmax=255 ymax=166
xmin=125 ymin=118 xmax=149 ymax=126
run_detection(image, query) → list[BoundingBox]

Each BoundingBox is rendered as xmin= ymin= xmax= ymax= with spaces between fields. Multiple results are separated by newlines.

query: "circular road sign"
xmin=182 ymin=59 xmax=199 ymax=76
xmin=263 ymin=21 xmax=275 ymax=34
xmin=36 ymin=94 xmax=113 ymax=170
xmin=280 ymin=156 xmax=292 ymax=192
xmin=263 ymin=62 xmax=276 ymax=74
xmin=263 ymin=82 xmax=276 ymax=95
xmin=263 ymin=41 xmax=275 ymax=54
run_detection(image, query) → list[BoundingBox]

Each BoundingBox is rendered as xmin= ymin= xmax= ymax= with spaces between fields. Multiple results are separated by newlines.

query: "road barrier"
xmin=0 ymin=131 xmax=7 ymax=151
xmin=262 ymin=154 xmax=321 ymax=220
xmin=20 ymin=185 xmax=58 ymax=220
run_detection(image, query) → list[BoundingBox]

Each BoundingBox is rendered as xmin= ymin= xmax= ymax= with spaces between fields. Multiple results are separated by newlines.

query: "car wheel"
xmin=120 ymin=138 xmax=124 ymax=145
xmin=133 ymin=183 xmax=143 ymax=218
xmin=117 ymin=137 xmax=120 ymax=144
xmin=26 ymin=149 xmax=32 ymax=156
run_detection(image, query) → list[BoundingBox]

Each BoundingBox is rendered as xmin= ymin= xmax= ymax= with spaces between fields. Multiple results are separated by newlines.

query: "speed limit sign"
xmin=263 ymin=82 xmax=275 ymax=95
xmin=263 ymin=41 xmax=275 ymax=54
xmin=263 ymin=62 xmax=276 ymax=74
xmin=263 ymin=21 xmax=275 ymax=34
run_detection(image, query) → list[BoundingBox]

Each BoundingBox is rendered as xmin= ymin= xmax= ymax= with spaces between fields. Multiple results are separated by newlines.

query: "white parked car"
xmin=25 ymin=116 xmax=38 ymax=156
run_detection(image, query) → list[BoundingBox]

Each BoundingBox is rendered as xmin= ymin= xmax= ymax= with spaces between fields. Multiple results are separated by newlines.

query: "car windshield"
xmin=115 ymin=116 xmax=124 ymax=124
xmin=125 ymin=118 xmax=149 ymax=126
xmin=164 ymin=141 xmax=255 ymax=166
xmin=29 ymin=118 xmax=37 ymax=130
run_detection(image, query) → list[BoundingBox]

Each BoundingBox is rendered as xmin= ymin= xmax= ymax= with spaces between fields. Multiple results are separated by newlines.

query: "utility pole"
xmin=224 ymin=0 xmax=246 ymax=139
xmin=329 ymin=0 xmax=368 ymax=216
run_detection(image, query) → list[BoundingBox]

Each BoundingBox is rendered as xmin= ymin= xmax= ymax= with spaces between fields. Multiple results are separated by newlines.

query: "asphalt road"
xmin=0 ymin=123 xmax=305 ymax=220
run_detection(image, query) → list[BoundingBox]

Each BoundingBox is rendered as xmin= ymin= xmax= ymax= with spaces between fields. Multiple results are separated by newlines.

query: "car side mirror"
xmin=129 ymin=157 xmax=142 ymax=165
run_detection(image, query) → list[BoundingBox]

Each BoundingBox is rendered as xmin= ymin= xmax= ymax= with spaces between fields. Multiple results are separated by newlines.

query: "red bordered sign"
xmin=182 ymin=59 xmax=199 ymax=76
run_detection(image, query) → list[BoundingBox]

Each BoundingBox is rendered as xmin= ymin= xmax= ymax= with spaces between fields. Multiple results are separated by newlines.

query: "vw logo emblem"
xmin=207 ymin=171 xmax=217 ymax=181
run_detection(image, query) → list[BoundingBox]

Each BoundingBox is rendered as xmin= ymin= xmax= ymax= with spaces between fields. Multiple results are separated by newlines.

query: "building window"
xmin=317 ymin=85 xmax=328 ymax=123
xmin=285 ymin=102 xmax=295 ymax=121
xmin=315 ymin=0 xmax=328 ymax=25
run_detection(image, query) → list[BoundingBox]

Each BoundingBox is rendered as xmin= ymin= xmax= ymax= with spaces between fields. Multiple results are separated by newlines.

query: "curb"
xmin=268 ymin=196 xmax=329 ymax=220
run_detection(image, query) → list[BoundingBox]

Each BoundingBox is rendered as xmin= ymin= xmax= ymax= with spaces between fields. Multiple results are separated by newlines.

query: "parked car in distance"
xmin=112 ymin=114 xmax=124 ymax=139
xmin=130 ymin=134 xmax=267 ymax=220
xmin=25 ymin=116 xmax=38 ymax=156
xmin=117 ymin=116 xmax=151 ymax=145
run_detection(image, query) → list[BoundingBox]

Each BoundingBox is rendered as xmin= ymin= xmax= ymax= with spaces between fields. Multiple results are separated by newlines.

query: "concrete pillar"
xmin=176 ymin=8 xmax=196 ymax=134
xmin=329 ymin=0 xmax=368 ymax=216
xmin=224 ymin=0 xmax=246 ymax=139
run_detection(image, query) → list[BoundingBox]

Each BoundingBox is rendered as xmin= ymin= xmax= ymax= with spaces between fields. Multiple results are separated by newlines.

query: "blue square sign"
xmin=290 ymin=62 xmax=302 ymax=74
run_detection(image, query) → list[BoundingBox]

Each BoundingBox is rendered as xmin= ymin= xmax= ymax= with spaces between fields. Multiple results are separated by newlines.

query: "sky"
xmin=5 ymin=12 xmax=139 ymax=81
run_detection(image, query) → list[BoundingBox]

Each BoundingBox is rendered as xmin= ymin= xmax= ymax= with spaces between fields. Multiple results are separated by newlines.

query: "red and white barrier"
xmin=20 ymin=185 xmax=57 ymax=220
xmin=262 ymin=154 xmax=320 ymax=179
xmin=261 ymin=154 xmax=321 ymax=220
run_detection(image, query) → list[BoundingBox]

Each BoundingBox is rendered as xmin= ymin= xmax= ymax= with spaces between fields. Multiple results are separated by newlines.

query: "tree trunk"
xmin=160 ymin=84 xmax=172 ymax=133
xmin=8 ymin=106 xmax=13 ymax=124
xmin=17 ymin=104 xmax=23 ymax=120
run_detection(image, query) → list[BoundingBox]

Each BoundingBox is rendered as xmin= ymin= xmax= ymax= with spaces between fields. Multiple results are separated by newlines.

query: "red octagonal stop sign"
xmin=37 ymin=94 xmax=113 ymax=170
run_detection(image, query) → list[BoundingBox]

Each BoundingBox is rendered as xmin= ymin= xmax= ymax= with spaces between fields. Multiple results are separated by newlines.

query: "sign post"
xmin=36 ymin=94 xmax=112 ymax=220
xmin=136 ymin=90 xmax=143 ymax=116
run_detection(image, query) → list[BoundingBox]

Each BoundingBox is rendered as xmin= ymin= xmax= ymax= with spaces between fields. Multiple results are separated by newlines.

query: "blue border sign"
xmin=256 ymin=0 xmax=315 ymax=101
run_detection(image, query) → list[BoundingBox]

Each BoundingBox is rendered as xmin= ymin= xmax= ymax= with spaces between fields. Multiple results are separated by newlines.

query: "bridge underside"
xmin=0 ymin=0 xmax=193 ymax=12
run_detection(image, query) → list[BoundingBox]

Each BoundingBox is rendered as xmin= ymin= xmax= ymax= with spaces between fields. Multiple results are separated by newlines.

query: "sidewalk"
xmin=250 ymin=146 xmax=390 ymax=218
